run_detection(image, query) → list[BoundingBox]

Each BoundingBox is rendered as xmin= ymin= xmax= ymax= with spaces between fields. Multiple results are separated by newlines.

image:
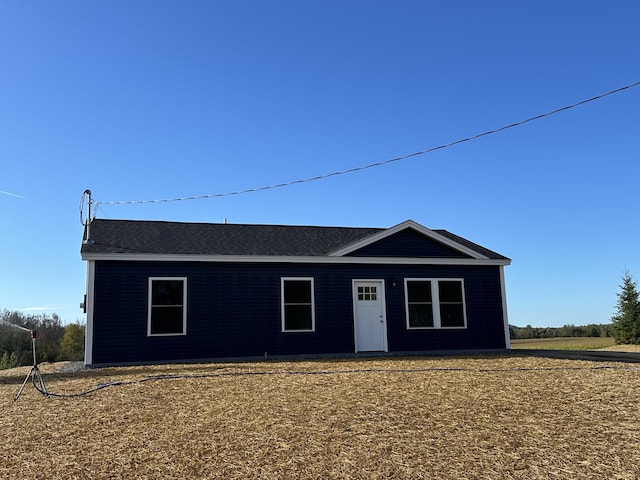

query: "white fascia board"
xmin=328 ymin=219 xmax=489 ymax=260
xmin=82 ymin=252 xmax=510 ymax=266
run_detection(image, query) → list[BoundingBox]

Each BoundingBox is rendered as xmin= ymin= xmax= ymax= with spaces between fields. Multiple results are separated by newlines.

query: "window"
xmin=406 ymin=280 xmax=434 ymax=327
xmin=281 ymin=278 xmax=315 ymax=332
xmin=405 ymin=279 xmax=466 ymax=329
xmin=438 ymin=280 xmax=465 ymax=328
xmin=148 ymin=278 xmax=187 ymax=336
xmin=357 ymin=285 xmax=377 ymax=301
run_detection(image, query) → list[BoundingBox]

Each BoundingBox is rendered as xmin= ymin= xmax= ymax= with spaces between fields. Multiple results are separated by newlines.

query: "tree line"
xmin=512 ymin=271 xmax=640 ymax=344
xmin=0 ymin=310 xmax=85 ymax=370
xmin=510 ymin=323 xmax=612 ymax=340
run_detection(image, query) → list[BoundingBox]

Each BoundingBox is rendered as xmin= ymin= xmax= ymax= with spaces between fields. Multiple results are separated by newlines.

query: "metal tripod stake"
xmin=14 ymin=330 xmax=49 ymax=401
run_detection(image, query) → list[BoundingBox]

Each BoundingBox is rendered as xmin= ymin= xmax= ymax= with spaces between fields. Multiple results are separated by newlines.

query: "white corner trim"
xmin=84 ymin=260 xmax=95 ymax=366
xmin=328 ymin=219 xmax=489 ymax=259
xmin=500 ymin=266 xmax=511 ymax=349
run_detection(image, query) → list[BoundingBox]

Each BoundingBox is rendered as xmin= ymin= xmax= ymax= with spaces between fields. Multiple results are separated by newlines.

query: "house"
xmin=80 ymin=218 xmax=511 ymax=366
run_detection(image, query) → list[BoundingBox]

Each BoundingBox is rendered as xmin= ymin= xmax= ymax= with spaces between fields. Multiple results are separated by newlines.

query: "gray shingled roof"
xmin=80 ymin=218 xmax=508 ymax=260
xmin=81 ymin=219 xmax=382 ymax=256
xmin=433 ymin=230 xmax=510 ymax=261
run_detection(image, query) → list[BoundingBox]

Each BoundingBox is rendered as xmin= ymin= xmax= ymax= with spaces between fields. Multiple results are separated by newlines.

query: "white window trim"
xmin=148 ymin=277 xmax=187 ymax=336
xmin=405 ymin=278 xmax=467 ymax=330
xmin=281 ymin=277 xmax=316 ymax=332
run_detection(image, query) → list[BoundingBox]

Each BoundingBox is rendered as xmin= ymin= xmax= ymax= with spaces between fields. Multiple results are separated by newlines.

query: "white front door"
xmin=353 ymin=280 xmax=387 ymax=352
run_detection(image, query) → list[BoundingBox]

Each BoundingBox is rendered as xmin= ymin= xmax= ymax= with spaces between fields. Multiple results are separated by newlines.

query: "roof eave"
xmin=81 ymin=252 xmax=510 ymax=266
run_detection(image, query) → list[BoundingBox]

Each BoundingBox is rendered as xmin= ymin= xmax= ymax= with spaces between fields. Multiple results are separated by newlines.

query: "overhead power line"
xmin=94 ymin=80 xmax=640 ymax=207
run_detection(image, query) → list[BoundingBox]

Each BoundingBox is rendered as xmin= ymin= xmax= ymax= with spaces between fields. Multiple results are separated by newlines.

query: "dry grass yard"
xmin=510 ymin=337 xmax=617 ymax=350
xmin=2 ymin=355 xmax=640 ymax=479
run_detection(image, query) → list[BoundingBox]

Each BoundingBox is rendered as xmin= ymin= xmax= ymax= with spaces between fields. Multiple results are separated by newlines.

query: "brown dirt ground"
xmin=2 ymin=355 xmax=640 ymax=479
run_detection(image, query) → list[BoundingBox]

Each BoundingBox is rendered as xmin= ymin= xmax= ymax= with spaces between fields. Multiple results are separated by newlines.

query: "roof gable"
xmin=343 ymin=227 xmax=472 ymax=258
xmin=329 ymin=220 xmax=489 ymax=260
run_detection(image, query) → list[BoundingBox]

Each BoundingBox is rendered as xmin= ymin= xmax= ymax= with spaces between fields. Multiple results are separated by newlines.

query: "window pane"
xmin=439 ymin=281 xmax=462 ymax=303
xmin=284 ymin=305 xmax=313 ymax=330
xmin=407 ymin=281 xmax=432 ymax=302
xmin=152 ymin=280 xmax=184 ymax=305
xmin=284 ymin=280 xmax=311 ymax=303
xmin=150 ymin=306 xmax=184 ymax=334
xmin=409 ymin=304 xmax=434 ymax=327
xmin=440 ymin=304 xmax=465 ymax=327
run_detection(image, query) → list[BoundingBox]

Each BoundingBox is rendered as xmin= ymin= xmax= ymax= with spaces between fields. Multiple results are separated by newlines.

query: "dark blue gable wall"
xmin=91 ymin=261 xmax=506 ymax=365
xmin=348 ymin=228 xmax=470 ymax=258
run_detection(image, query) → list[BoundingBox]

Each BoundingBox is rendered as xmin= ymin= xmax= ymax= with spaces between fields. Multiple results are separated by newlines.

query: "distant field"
xmin=510 ymin=336 xmax=617 ymax=350
xmin=2 ymin=355 xmax=640 ymax=479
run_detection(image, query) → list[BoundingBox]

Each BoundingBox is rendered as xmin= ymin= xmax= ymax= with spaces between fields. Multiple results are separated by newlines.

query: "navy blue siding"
xmin=91 ymin=261 xmax=506 ymax=365
xmin=348 ymin=229 xmax=469 ymax=258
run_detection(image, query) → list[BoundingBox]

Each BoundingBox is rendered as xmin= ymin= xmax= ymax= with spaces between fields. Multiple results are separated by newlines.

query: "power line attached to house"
xmin=89 ymin=80 xmax=640 ymax=208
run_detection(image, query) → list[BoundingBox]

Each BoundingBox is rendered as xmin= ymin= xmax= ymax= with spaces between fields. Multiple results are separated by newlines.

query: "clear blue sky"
xmin=1 ymin=1 xmax=638 ymax=328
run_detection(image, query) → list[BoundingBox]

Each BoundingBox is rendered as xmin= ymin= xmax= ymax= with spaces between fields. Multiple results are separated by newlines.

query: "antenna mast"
xmin=82 ymin=189 xmax=94 ymax=244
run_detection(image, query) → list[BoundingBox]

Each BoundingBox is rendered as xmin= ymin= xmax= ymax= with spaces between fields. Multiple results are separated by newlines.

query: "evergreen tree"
xmin=0 ymin=351 xmax=18 ymax=370
xmin=611 ymin=271 xmax=640 ymax=344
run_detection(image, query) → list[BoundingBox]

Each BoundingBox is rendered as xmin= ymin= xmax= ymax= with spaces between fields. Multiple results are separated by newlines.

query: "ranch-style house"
xmin=80 ymin=218 xmax=511 ymax=366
